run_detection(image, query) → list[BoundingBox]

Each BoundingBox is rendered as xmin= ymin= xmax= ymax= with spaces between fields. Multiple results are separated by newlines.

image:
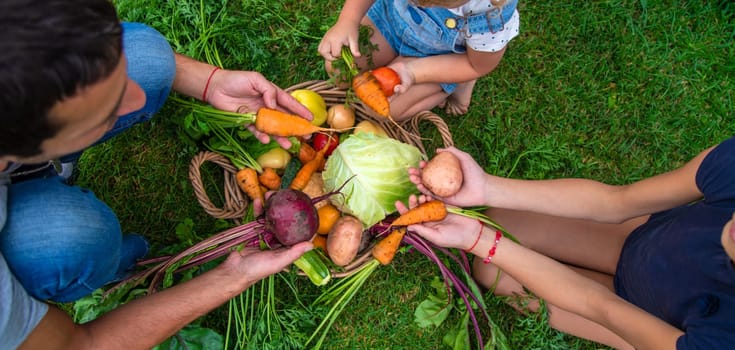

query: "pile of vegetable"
xmin=112 ymin=88 xmax=512 ymax=349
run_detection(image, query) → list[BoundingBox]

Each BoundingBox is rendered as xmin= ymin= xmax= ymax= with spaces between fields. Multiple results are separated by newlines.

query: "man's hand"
xmin=222 ymin=241 xmax=313 ymax=289
xmin=206 ymin=70 xmax=313 ymax=148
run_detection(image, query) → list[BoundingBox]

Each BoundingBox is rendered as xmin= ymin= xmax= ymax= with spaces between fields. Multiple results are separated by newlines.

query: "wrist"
xmin=201 ymin=66 xmax=221 ymax=103
xmin=483 ymin=174 xmax=502 ymax=207
xmin=469 ymin=225 xmax=503 ymax=264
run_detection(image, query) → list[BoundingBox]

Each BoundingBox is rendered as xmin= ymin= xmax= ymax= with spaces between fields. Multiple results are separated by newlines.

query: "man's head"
xmin=0 ymin=0 xmax=133 ymax=163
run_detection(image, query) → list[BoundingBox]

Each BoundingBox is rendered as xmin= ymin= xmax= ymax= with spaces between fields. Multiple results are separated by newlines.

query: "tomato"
xmin=291 ymin=89 xmax=328 ymax=126
xmin=371 ymin=67 xmax=401 ymax=97
xmin=312 ymin=132 xmax=339 ymax=157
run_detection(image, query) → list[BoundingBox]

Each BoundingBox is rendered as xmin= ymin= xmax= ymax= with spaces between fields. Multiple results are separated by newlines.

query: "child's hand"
xmin=408 ymin=147 xmax=490 ymax=208
xmin=395 ymin=195 xmax=482 ymax=251
xmin=318 ymin=21 xmax=361 ymax=61
xmin=386 ymin=58 xmax=416 ymax=96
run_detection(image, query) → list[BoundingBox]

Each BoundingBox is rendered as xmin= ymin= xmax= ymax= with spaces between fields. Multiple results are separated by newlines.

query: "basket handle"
xmin=188 ymin=151 xmax=249 ymax=220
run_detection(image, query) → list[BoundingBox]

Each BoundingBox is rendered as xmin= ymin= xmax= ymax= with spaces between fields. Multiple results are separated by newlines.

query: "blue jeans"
xmin=0 ymin=22 xmax=175 ymax=303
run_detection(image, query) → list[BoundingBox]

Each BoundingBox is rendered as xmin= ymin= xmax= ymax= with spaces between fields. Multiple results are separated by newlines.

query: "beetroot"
xmin=264 ymin=189 xmax=320 ymax=246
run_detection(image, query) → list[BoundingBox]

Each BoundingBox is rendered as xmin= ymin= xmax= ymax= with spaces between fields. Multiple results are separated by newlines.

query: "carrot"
xmin=236 ymin=167 xmax=264 ymax=202
xmin=371 ymin=228 xmax=406 ymax=265
xmin=391 ymin=200 xmax=447 ymax=226
xmin=298 ymin=142 xmax=317 ymax=164
xmin=258 ymin=167 xmax=281 ymax=191
xmin=289 ymin=147 xmax=327 ymax=191
xmin=312 ymin=234 xmax=328 ymax=253
xmin=255 ymin=108 xmax=336 ymax=137
xmin=317 ymin=203 xmax=341 ymax=235
xmin=352 ymin=71 xmax=391 ymax=119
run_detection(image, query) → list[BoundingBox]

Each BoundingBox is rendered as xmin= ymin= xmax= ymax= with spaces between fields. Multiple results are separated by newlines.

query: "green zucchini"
xmin=293 ymin=249 xmax=331 ymax=286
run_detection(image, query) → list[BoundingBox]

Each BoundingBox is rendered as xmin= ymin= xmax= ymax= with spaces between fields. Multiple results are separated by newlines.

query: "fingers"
xmin=274 ymin=136 xmax=293 ymax=149
xmin=247 ymin=125 xmax=272 ymax=144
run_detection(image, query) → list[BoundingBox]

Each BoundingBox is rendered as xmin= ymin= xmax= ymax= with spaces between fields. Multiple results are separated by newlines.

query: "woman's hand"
xmin=206 ymin=70 xmax=313 ymax=148
xmin=395 ymin=195 xmax=482 ymax=250
xmin=409 ymin=147 xmax=490 ymax=207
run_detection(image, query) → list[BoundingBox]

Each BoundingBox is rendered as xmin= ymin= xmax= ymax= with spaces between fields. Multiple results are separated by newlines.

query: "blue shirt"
xmin=615 ymin=136 xmax=735 ymax=349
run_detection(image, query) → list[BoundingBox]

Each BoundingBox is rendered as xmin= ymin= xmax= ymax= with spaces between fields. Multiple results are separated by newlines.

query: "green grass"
xmin=77 ymin=0 xmax=735 ymax=349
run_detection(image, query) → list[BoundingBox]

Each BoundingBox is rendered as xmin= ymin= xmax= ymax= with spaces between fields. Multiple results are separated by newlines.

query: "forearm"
xmin=78 ymin=263 xmax=251 ymax=349
xmin=485 ymin=175 xmax=629 ymax=222
xmin=172 ymin=53 xmax=219 ymax=101
xmin=409 ymin=54 xmax=485 ymax=85
xmin=337 ymin=0 xmax=374 ymax=26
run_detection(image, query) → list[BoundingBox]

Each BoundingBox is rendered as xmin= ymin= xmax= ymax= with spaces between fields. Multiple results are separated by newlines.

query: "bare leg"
xmin=442 ymin=79 xmax=477 ymax=116
xmin=476 ymin=260 xmax=634 ymax=350
xmin=389 ymin=83 xmax=448 ymax=121
xmin=470 ymin=208 xmax=647 ymax=349
xmin=485 ymin=208 xmax=647 ymax=274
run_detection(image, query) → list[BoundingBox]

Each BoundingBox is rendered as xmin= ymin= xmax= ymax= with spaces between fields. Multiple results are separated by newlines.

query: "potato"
xmin=421 ymin=152 xmax=463 ymax=197
xmin=301 ymin=172 xmax=326 ymax=209
xmin=326 ymin=215 xmax=363 ymax=266
xmin=353 ymin=120 xmax=388 ymax=137
xmin=257 ymin=148 xmax=291 ymax=170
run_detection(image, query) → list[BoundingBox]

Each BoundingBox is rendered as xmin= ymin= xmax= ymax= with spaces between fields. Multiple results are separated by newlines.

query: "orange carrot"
xmin=317 ymin=203 xmax=341 ymax=235
xmin=255 ymin=108 xmax=336 ymax=137
xmin=391 ymin=200 xmax=447 ymax=226
xmin=352 ymin=71 xmax=390 ymax=119
xmin=372 ymin=228 xmax=406 ymax=265
xmin=312 ymin=234 xmax=328 ymax=253
xmin=298 ymin=142 xmax=317 ymax=164
xmin=236 ymin=167 xmax=264 ymax=202
xmin=258 ymin=167 xmax=281 ymax=191
xmin=289 ymin=147 xmax=327 ymax=191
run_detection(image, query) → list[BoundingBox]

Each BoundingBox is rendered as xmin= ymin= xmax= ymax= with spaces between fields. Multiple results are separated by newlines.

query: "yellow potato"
xmin=421 ymin=152 xmax=463 ymax=197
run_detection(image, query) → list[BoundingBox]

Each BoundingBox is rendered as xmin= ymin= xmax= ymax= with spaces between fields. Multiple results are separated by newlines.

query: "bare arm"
xmin=171 ymin=53 xmax=217 ymax=101
xmin=418 ymin=147 xmax=710 ymax=224
xmin=484 ymin=147 xmax=710 ymax=222
xmin=19 ymin=244 xmax=310 ymax=350
xmin=390 ymin=48 xmax=505 ymax=94
xmin=475 ymin=231 xmax=683 ymax=350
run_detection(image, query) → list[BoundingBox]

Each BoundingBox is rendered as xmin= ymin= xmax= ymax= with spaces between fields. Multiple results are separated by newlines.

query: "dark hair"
xmin=0 ymin=0 xmax=122 ymax=158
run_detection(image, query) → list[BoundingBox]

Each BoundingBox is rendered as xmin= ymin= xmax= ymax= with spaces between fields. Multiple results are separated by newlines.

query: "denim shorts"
xmin=368 ymin=0 xmax=518 ymax=94
xmin=368 ymin=0 xmax=460 ymax=93
xmin=0 ymin=22 xmax=174 ymax=302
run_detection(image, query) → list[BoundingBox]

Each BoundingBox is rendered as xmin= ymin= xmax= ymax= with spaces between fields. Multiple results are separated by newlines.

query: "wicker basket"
xmin=188 ymin=80 xmax=454 ymax=277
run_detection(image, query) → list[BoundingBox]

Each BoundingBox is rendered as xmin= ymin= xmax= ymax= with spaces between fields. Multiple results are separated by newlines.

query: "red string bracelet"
xmin=482 ymin=230 xmax=503 ymax=264
xmin=201 ymin=67 xmax=220 ymax=103
xmin=464 ymin=220 xmax=484 ymax=252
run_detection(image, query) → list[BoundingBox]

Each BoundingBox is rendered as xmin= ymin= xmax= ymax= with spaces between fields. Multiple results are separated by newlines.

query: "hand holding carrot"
xmin=408 ymin=147 xmax=490 ymax=208
xmin=394 ymin=195 xmax=481 ymax=251
xmin=204 ymin=69 xmax=313 ymax=148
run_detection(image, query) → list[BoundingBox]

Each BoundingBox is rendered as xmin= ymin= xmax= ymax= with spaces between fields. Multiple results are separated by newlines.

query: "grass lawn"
xmin=74 ymin=0 xmax=735 ymax=349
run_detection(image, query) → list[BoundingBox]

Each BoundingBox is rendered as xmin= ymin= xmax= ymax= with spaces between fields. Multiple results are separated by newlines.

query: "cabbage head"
xmin=323 ymin=133 xmax=425 ymax=227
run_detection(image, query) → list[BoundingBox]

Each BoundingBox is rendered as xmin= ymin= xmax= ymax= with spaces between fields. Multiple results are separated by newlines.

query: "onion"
xmin=327 ymin=104 xmax=356 ymax=129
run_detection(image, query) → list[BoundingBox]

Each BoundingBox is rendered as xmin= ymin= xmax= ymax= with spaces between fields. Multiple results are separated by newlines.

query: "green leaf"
xmin=442 ymin=311 xmax=471 ymax=350
xmin=153 ymin=324 xmax=224 ymax=350
xmin=414 ymin=276 xmax=452 ymax=328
